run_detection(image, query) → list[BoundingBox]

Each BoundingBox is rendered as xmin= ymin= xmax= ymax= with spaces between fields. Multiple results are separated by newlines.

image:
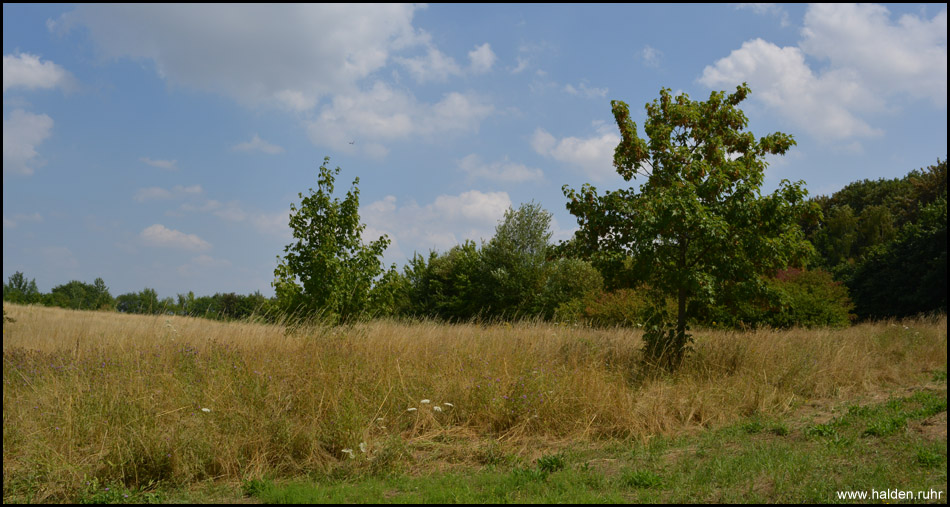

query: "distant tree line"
xmin=3 ymin=273 xmax=272 ymax=322
xmin=5 ymin=160 xmax=943 ymax=331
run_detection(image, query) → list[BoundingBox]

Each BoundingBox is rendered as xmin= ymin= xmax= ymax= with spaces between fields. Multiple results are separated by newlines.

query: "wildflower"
xmin=341 ymin=448 xmax=355 ymax=459
xmin=407 ymin=407 xmax=417 ymax=412
xmin=433 ymin=406 xmax=443 ymax=412
xmin=421 ymin=399 xmax=431 ymax=404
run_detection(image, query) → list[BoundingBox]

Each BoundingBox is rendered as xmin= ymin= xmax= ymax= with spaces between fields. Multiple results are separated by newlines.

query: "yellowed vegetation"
xmin=3 ymin=303 xmax=946 ymax=501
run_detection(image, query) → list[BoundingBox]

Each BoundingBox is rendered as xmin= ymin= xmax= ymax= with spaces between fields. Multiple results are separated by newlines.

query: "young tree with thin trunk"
xmin=563 ymin=83 xmax=818 ymax=370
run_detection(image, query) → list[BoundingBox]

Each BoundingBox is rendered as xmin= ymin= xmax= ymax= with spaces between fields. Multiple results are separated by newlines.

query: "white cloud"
xmin=3 ymin=109 xmax=54 ymax=176
xmin=306 ymin=82 xmax=494 ymax=156
xmin=361 ymin=190 xmax=511 ymax=262
xmin=395 ymin=41 xmax=495 ymax=83
xmin=140 ymin=157 xmax=178 ymax=170
xmin=531 ymin=127 xmax=619 ymax=181
xmin=510 ymin=57 xmax=529 ymax=74
xmin=55 ymin=4 xmax=427 ymax=110
xmin=641 ymin=45 xmax=662 ymax=68
xmin=140 ymin=224 xmax=211 ymax=251
xmin=458 ymin=153 xmax=544 ymax=183
xmin=735 ymin=4 xmax=790 ymax=27
xmin=3 ymin=212 xmax=43 ymax=229
xmin=700 ymin=4 xmax=946 ymax=141
xmin=134 ymin=184 xmax=203 ymax=202
xmin=564 ymin=82 xmax=608 ymax=99
xmin=468 ymin=43 xmax=496 ymax=74
xmin=2 ymin=52 xmax=75 ymax=93
xmin=395 ymin=47 xmax=462 ymax=83
xmin=232 ymin=134 xmax=284 ymax=154
xmin=800 ymin=3 xmax=946 ymax=106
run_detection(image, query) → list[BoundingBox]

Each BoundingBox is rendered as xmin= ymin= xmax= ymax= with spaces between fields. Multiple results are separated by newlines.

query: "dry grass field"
xmin=2 ymin=303 xmax=946 ymax=502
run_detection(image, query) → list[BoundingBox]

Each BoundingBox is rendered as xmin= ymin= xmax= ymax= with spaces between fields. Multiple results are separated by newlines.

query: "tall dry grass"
xmin=3 ymin=303 xmax=946 ymax=501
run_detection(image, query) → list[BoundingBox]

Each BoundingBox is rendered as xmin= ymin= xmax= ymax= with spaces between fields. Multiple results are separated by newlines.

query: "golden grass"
xmin=3 ymin=303 xmax=946 ymax=501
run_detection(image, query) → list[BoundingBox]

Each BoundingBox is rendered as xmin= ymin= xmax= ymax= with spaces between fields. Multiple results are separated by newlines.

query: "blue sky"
xmin=3 ymin=4 xmax=947 ymax=299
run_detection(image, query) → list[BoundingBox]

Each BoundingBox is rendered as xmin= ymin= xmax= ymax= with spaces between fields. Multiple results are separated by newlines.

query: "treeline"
xmin=803 ymin=159 xmax=947 ymax=320
xmin=4 ymin=161 xmax=945 ymax=329
xmin=2 ymin=274 xmax=271 ymax=322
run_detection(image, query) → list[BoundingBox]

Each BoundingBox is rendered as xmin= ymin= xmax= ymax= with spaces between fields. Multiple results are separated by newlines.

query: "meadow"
xmin=2 ymin=303 xmax=946 ymax=503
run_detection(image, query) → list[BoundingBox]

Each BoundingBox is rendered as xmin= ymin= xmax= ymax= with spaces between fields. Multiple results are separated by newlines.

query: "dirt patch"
xmin=911 ymin=411 xmax=947 ymax=441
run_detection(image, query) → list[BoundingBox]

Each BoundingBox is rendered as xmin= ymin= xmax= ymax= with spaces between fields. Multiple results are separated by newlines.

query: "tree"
xmin=563 ymin=83 xmax=817 ymax=370
xmin=3 ymin=271 xmax=40 ymax=304
xmin=480 ymin=201 xmax=553 ymax=318
xmin=273 ymin=157 xmax=392 ymax=324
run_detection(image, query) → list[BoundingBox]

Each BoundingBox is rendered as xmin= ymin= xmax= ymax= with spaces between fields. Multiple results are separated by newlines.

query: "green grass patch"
xmin=240 ymin=389 xmax=946 ymax=504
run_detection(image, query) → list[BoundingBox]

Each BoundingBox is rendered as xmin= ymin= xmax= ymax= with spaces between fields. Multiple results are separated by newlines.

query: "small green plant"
xmin=619 ymin=469 xmax=663 ymax=489
xmin=536 ymin=452 xmax=567 ymax=474
xmin=915 ymin=445 xmax=945 ymax=468
xmin=740 ymin=420 xmax=765 ymax=434
xmin=804 ymin=422 xmax=839 ymax=439
xmin=862 ymin=415 xmax=907 ymax=437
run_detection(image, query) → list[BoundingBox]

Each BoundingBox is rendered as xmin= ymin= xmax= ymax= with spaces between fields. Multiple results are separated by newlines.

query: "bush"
xmin=557 ymin=287 xmax=675 ymax=328
xmin=699 ymin=269 xmax=854 ymax=329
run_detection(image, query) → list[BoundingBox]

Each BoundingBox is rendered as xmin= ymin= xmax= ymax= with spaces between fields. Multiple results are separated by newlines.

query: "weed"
xmin=536 ymin=452 xmax=567 ymax=474
xmin=619 ymin=468 xmax=664 ymax=489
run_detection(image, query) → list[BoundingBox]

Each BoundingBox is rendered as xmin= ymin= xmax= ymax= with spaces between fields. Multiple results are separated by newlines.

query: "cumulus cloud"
xmin=701 ymin=4 xmax=946 ymax=141
xmin=468 ymin=43 xmax=496 ymax=74
xmin=701 ymin=38 xmax=883 ymax=140
xmin=54 ymin=4 xmax=427 ymax=110
xmin=395 ymin=47 xmax=463 ymax=83
xmin=140 ymin=224 xmax=211 ymax=251
xmin=232 ymin=134 xmax=284 ymax=154
xmin=458 ymin=153 xmax=544 ymax=183
xmin=396 ymin=42 xmax=496 ymax=83
xmin=3 ymin=52 xmax=75 ymax=93
xmin=306 ymin=82 xmax=494 ymax=156
xmin=531 ymin=126 xmax=619 ymax=181
xmin=3 ymin=109 xmax=54 ymax=176
xmin=361 ymin=190 xmax=511 ymax=262
xmin=800 ymin=3 xmax=946 ymax=105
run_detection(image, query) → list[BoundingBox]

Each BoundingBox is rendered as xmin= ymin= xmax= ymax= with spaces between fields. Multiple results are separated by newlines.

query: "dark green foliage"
xmin=273 ymin=157 xmax=393 ymax=324
xmin=699 ymin=269 xmax=854 ymax=329
xmin=46 ymin=278 xmax=114 ymax=310
xmin=806 ymin=159 xmax=947 ymax=320
xmin=847 ymin=197 xmax=947 ymax=320
xmin=403 ymin=241 xmax=484 ymax=321
xmin=3 ymin=271 xmax=41 ymax=304
xmin=115 ymin=288 xmax=162 ymax=314
xmin=400 ymin=202 xmax=602 ymax=322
